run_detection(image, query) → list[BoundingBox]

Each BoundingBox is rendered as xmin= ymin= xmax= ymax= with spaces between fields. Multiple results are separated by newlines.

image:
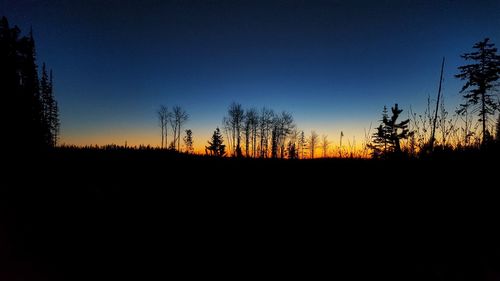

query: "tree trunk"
xmin=161 ymin=124 xmax=164 ymax=148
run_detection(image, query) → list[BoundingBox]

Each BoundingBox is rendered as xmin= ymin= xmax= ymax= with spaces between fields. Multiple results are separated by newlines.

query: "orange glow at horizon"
xmin=59 ymin=122 xmax=372 ymax=158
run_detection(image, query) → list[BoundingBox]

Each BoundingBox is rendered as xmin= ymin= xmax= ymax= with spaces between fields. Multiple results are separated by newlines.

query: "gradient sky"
xmin=2 ymin=0 xmax=499 ymax=150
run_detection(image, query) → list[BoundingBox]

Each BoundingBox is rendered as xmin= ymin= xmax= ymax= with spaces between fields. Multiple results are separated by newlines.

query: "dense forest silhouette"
xmin=2 ymin=16 xmax=500 ymax=281
xmin=0 ymin=17 xmax=59 ymax=154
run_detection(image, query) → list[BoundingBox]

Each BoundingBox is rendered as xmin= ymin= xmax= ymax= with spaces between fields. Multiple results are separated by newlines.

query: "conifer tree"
xmin=369 ymin=104 xmax=410 ymax=158
xmin=456 ymin=38 xmax=500 ymax=144
xmin=206 ymin=127 xmax=226 ymax=157
xmin=183 ymin=129 xmax=194 ymax=153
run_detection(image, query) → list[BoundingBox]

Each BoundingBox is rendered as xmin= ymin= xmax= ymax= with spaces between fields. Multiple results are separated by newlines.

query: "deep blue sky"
xmin=2 ymin=0 xmax=499 ymax=148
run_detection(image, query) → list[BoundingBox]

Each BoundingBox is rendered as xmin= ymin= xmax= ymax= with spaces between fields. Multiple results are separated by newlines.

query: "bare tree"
xmin=271 ymin=124 xmax=279 ymax=158
xmin=224 ymin=102 xmax=245 ymax=157
xmin=309 ymin=131 xmax=319 ymax=159
xmin=259 ymin=107 xmax=274 ymax=158
xmin=243 ymin=113 xmax=251 ymax=157
xmin=271 ymin=112 xmax=295 ymax=158
xmin=437 ymin=94 xmax=458 ymax=148
xmin=287 ymin=128 xmax=299 ymax=159
xmin=277 ymin=111 xmax=295 ymax=158
xmin=157 ymin=105 xmax=170 ymax=149
xmin=430 ymin=57 xmax=445 ymax=150
xmin=246 ymin=108 xmax=259 ymax=158
xmin=321 ymin=134 xmax=330 ymax=158
xmin=222 ymin=116 xmax=233 ymax=154
xmin=170 ymin=106 xmax=189 ymax=151
xmin=219 ymin=116 xmax=234 ymax=154
xmin=242 ymin=108 xmax=260 ymax=157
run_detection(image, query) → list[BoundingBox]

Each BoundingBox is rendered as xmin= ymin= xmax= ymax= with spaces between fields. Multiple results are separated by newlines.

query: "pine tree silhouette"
xmin=206 ymin=127 xmax=226 ymax=157
xmin=456 ymin=38 xmax=500 ymax=144
xmin=0 ymin=16 xmax=59 ymax=152
xmin=368 ymin=104 xmax=410 ymax=158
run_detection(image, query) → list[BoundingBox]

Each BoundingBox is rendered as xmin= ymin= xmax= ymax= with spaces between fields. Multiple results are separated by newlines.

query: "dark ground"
xmin=1 ymin=149 xmax=499 ymax=280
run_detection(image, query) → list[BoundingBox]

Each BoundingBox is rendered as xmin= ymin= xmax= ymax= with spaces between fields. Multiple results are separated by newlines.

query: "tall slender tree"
xmin=277 ymin=111 xmax=295 ymax=158
xmin=19 ymin=29 xmax=44 ymax=149
xmin=259 ymin=107 xmax=274 ymax=158
xmin=224 ymin=102 xmax=244 ymax=157
xmin=455 ymin=38 xmax=500 ymax=144
xmin=309 ymin=131 xmax=318 ymax=159
xmin=271 ymin=112 xmax=294 ymax=159
xmin=321 ymin=135 xmax=329 ymax=158
xmin=430 ymin=57 xmax=445 ymax=150
xmin=40 ymin=64 xmax=59 ymax=147
xmin=298 ymin=130 xmax=306 ymax=159
xmin=48 ymin=70 xmax=60 ymax=146
xmin=40 ymin=63 xmax=51 ymax=145
xmin=287 ymin=129 xmax=299 ymax=159
xmin=243 ymin=112 xmax=251 ymax=157
xmin=157 ymin=105 xmax=170 ymax=149
xmin=244 ymin=108 xmax=259 ymax=157
xmin=271 ymin=126 xmax=278 ymax=158
xmin=170 ymin=106 xmax=188 ymax=151
xmin=0 ymin=17 xmax=20 ymax=149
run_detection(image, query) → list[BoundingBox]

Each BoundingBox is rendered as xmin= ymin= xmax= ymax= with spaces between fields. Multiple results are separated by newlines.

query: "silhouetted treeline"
xmin=221 ymin=102 xmax=297 ymax=159
xmin=150 ymin=38 xmax=499 ymax=160
xmin=0 ymin=16 xmax=60 ymax=152
xmin=166 ymin=37 xmax=500 ymax=160
xmin=157 ymin=105 xmax=189 ymax=151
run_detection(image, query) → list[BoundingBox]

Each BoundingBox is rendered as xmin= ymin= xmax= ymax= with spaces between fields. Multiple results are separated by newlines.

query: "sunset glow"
xmin=1 ymin=0 xmax=497 ymax=154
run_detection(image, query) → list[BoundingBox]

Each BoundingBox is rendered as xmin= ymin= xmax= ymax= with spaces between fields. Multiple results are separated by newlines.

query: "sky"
xmin=1 ymin=0 xmax=500 ymax=151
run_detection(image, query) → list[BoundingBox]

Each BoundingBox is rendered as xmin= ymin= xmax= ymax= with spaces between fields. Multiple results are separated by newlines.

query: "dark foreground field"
xmin=2 ymin=149 xmax=499 ymax=280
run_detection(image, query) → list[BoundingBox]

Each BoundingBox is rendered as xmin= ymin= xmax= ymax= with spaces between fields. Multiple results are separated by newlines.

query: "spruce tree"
xmin=456 ymin=38 xmax=500 ymax=144
xmin=206 ymin=127 xmax=226 ymax=157
xmin=40 ymin=63 xmax=52 ymax=146
xmin=369 ymin=104 xmax=410 ymax=158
